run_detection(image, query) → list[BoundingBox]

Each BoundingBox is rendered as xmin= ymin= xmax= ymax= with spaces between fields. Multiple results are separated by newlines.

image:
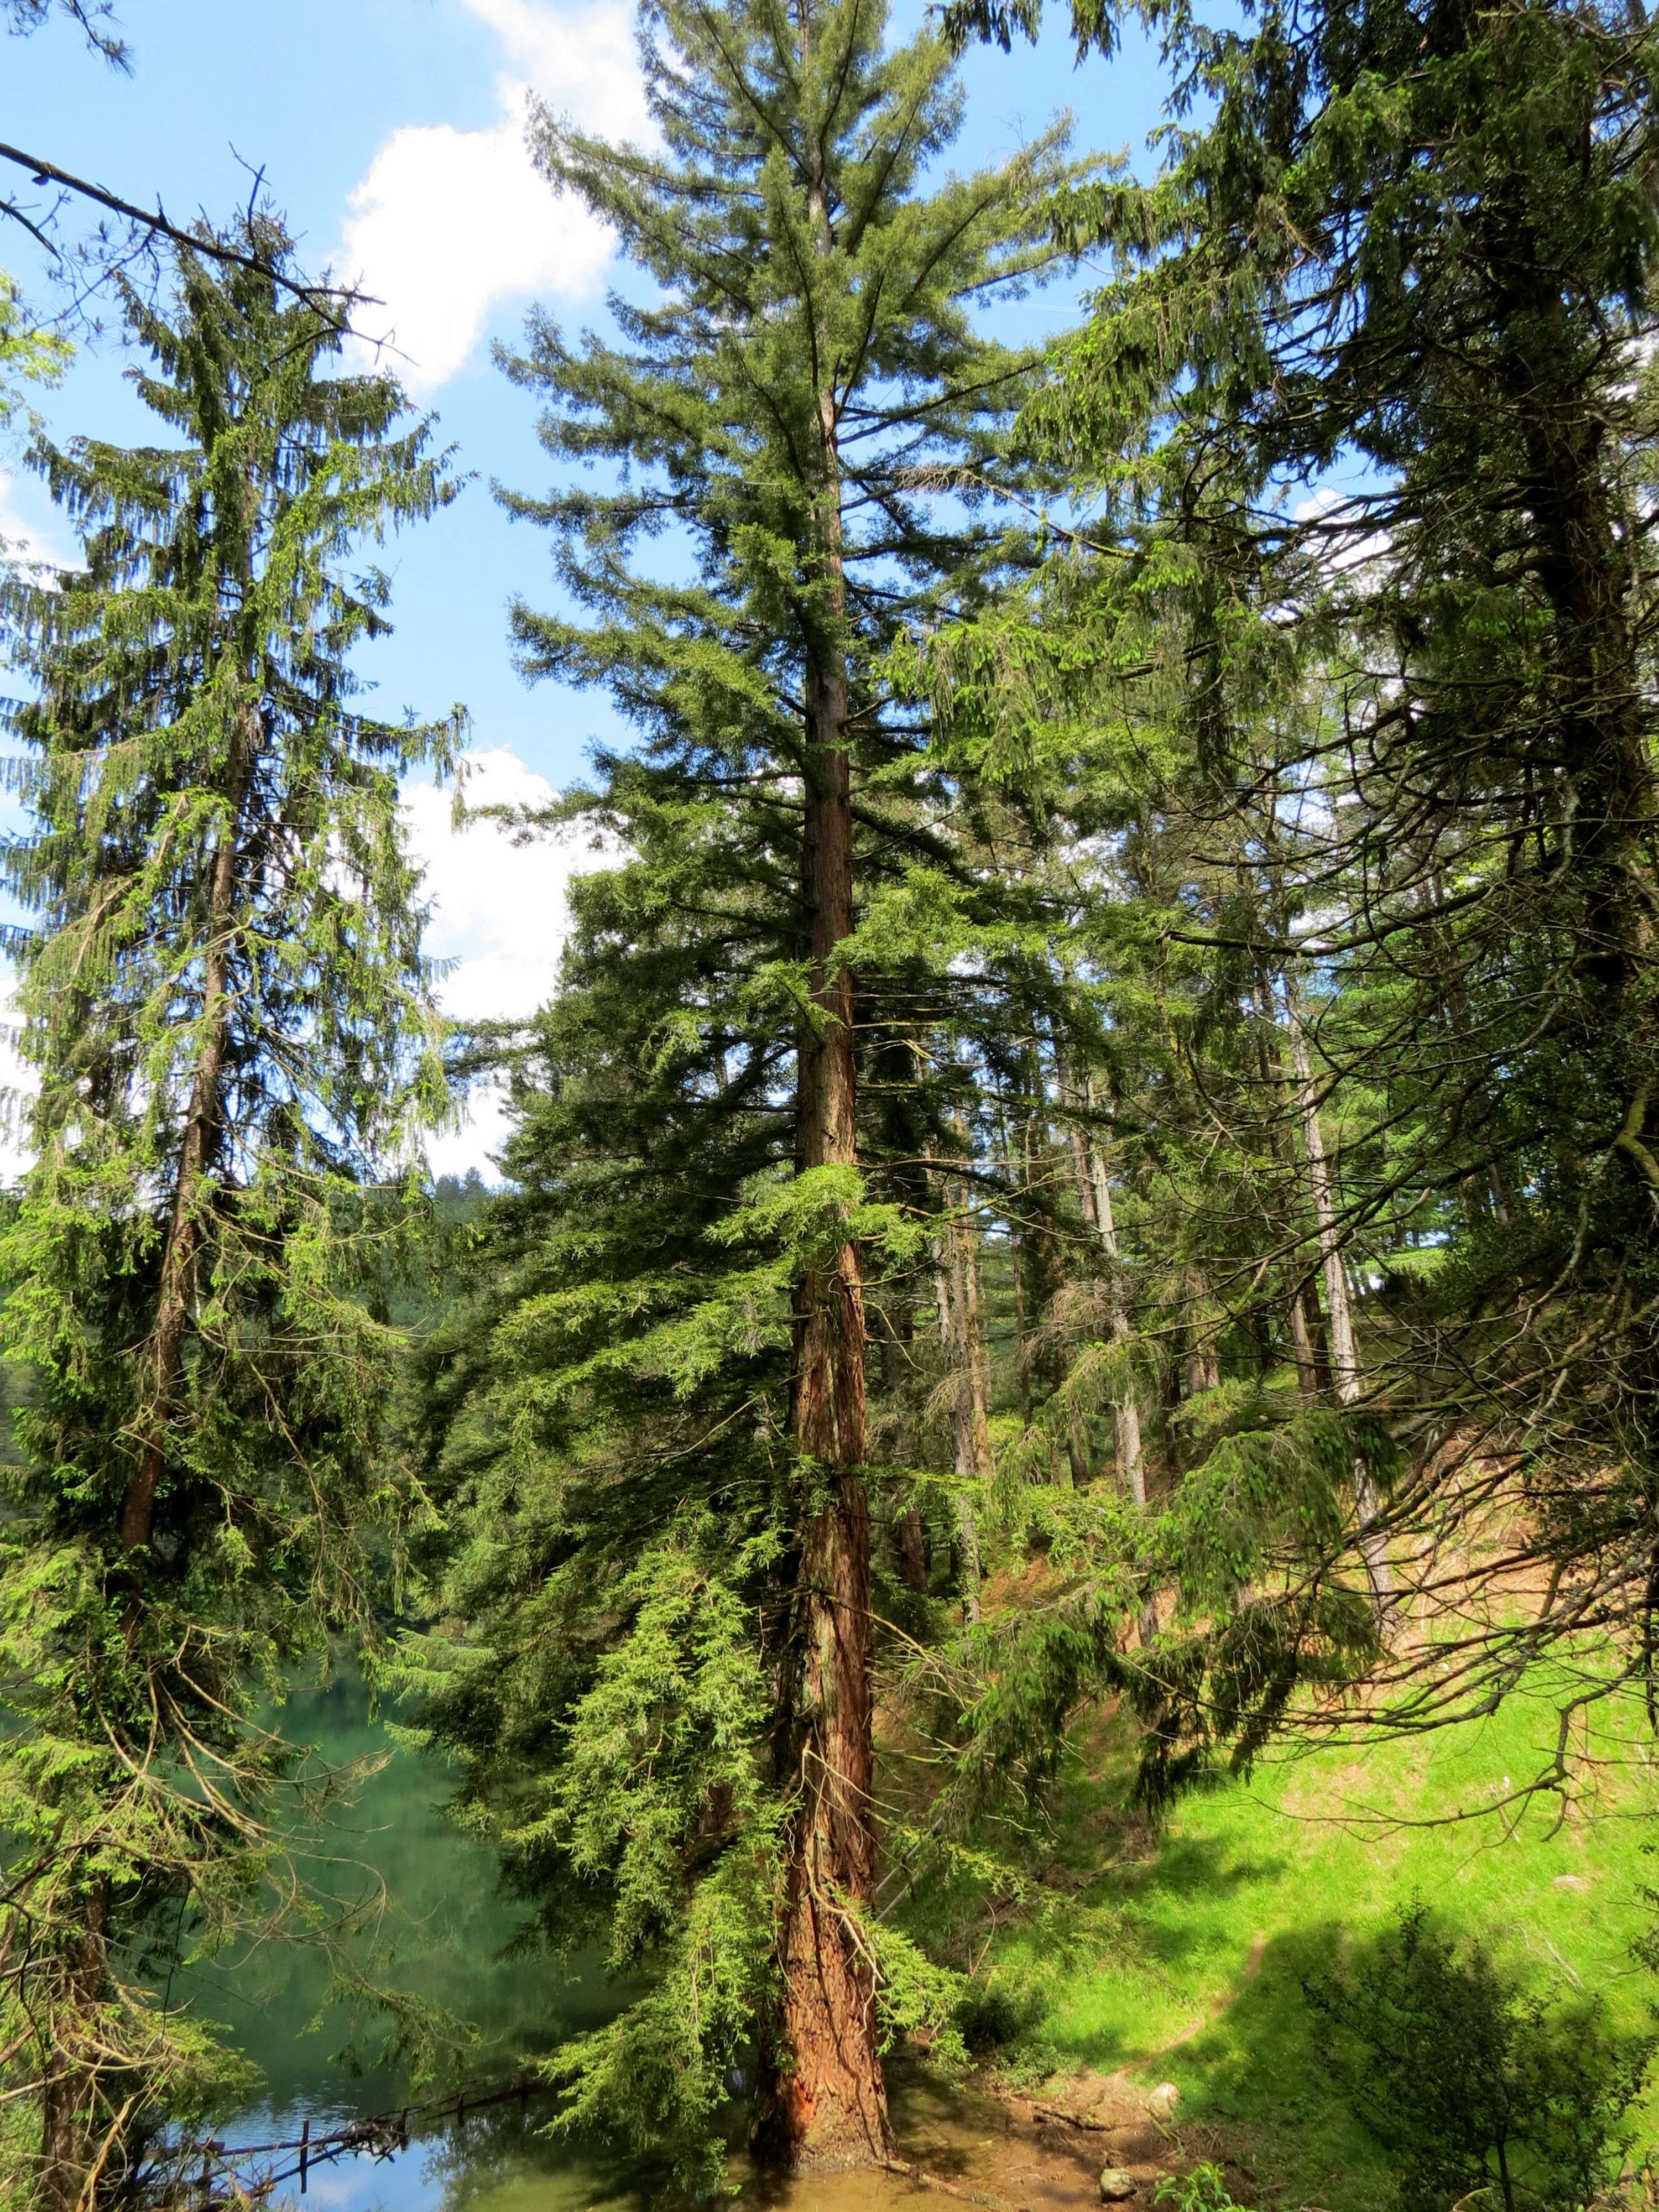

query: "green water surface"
xmin=182 ymin=1666 xmax=633 ymax=2211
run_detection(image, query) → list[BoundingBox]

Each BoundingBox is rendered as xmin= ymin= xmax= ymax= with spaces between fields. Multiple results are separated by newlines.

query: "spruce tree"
xmin=0 ymin=219 xmax=454 ymax=2206
xmin=406 ymin=0 xmax=1078 ymax=2178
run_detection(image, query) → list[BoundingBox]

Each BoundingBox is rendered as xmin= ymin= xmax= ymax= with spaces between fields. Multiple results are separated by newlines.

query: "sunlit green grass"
xmin=928 ymin=1682 xmax=1659 ymax=2210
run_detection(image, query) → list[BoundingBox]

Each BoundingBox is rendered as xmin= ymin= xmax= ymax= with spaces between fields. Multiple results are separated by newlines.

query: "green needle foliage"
xmin=0 ymin=217 xmax=456 ymax=2209
xmin=402 ymin=0 xmax=1084 ymax=2183
xmin=918 ymin=0 xmax=1659 ymax=1794
xmin=0 ymin=274 xmax=68 ymax=439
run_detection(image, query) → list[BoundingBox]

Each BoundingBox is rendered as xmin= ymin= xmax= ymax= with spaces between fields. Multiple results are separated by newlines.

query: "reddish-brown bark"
xmin=754 ymin=58 xmax=891 ymax=2158
xmin=758 ymin=629 xmax=891 ymax=2167
xmin=38 ymin=1880 xmax=108 ymax=2211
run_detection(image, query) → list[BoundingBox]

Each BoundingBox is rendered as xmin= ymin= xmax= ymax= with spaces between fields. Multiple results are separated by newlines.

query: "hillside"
xmin=888 ymin=1687 xmax=1659 ymax=2212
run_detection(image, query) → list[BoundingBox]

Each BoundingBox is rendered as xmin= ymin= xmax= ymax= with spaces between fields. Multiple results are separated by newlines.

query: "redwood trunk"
xmin=758 ymin=346 xmax=889 ymax=2154
xmin=757 ymin=76 xmax=893 ymax=2157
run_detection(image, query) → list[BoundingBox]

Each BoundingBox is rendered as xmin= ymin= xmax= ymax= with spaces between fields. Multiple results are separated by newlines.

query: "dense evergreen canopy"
xmin=915 ymin=0 xmax=1659 ymax=1779
xmin=403 ymin=0 xmax=1086 ymax=2182
xmin=0 ymin=224 xmax=454 ymax=2205
xmin=2 ymin=0 xmax=1659 ymax=2203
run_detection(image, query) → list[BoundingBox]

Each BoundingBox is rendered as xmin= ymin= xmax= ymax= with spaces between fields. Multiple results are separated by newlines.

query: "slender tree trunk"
xmin=120 ymin=725 xmax=252 ymax=1554
xmin=933 ymin=1181 xmax=989 ymax=1620
xmin=1182 ymin=1279 xmax=1222 ymax=1398
xmin=1082 ymin=1105 xmax=1145 ymax=1507
xmin=992 ymin=1098 xmax=1033 ymax=1421
xmin=895 ymin=1505 xmax=930 ymax=1595
xmin=1283 ymin=977 xmax=1392 ymax=1611
xmin=1016 ymin=1046 xmax=1069 ymax=1481
xmin=1071 ymin=1084 xmax=1150 ymax=1513
xmin=1062 ymin=1070 xmax=1157 ymax=1642
xmin=759 ymin=126 xmax=889 ymax=2168
xmin=1008 ymin=1227 xmax=1032 ymax=1424
xmin=952 ymin=1192 xmax=994 ymax=1497
xmin=1252 ymin=973 xmax=1326 ymax=1404
xmin=875 ymin=1297 xmax=930 ymax=1596
xmin=38 ymin=1880 xmax=108 ymax=2212
xmin=1286 ymin=1281 xmax=1321 ymax=1406
xmin=1040 ymin=1032 xmax=1114 ymax=1493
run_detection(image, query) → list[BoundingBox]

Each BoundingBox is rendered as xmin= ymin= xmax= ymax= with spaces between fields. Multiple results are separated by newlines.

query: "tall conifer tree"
xmin=407 ymin=0 xmax=1079 ymax=2177
xmin=0 ymin=221 xmax=454 ymax=2206
xmin=928 ymin=0 xmax=1659 ymax=1782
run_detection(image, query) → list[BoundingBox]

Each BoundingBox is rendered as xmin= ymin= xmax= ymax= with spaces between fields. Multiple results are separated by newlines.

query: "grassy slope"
xmin=925 ymin=1685 xmax=1659 ymax=2211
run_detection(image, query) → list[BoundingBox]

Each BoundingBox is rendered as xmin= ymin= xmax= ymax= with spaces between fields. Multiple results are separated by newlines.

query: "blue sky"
xmin=0 ymin=0 xmax=1172 ymax=1166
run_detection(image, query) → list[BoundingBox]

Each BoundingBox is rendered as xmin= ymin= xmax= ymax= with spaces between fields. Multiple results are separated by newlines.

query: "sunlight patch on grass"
xmin=940 ymin=1683 xmax=1659 ymax=2210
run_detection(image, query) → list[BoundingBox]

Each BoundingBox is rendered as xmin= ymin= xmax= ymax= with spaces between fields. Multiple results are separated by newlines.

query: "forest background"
xmin=2 ymin=1 xmax=1659 ymax=2211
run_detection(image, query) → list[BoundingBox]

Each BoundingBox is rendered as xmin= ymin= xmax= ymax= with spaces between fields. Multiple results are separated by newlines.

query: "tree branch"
xmin=0 ymin=140 xmax=378 ymax=329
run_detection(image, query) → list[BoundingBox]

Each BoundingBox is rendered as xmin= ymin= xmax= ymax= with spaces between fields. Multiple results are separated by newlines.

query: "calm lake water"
xmin=182 ymin=1666 xmax=641 ymax=2212
xmin=187 ymin=1671 xmax=1021 ymax=2212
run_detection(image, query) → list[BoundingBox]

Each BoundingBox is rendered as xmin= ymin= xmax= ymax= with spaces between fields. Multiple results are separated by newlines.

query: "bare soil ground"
xmin=732 ymin=2066 xmax=1256 ymax=2212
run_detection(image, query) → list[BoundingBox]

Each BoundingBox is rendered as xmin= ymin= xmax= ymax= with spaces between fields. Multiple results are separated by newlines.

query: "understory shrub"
xmin=1305 ymin=1902 xmax=1654 ymax=2212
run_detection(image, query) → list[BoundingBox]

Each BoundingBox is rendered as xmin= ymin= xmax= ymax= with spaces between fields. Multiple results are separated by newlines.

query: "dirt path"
xmin=732 ymin=2067 xmax=1198 ymax=2212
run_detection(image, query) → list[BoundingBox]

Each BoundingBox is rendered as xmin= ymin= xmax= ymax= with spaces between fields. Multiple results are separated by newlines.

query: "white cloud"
xmin=404 ymin=747 xmax=581 ymax=1021
xmin=459 ymin=0 xmax=644 ymax=127
xmin=340 ymin=0 xmax=648 ymax=394
xmin=0 ymin=466 xmax=72 ymax=572
xmin=404 ymin=746 xmax=618 ymax=1177
xmin=0 ymin=991 xmax=33 ymax=1189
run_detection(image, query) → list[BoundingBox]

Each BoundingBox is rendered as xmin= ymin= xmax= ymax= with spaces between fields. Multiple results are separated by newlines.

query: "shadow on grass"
xmin=1053 ymin=1913 xmax=1396 ymax=2211
xmin=1118 ymin=1822 xmax=1293 ymax=1910
xmin=1171 ymin=1921 xmax=1396 ymax=2211
xmin=1172 ymin=1919 xmax=1351 ymax=2105
xmin=1070 ymin=1820 xmax=1298 ymax=1990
